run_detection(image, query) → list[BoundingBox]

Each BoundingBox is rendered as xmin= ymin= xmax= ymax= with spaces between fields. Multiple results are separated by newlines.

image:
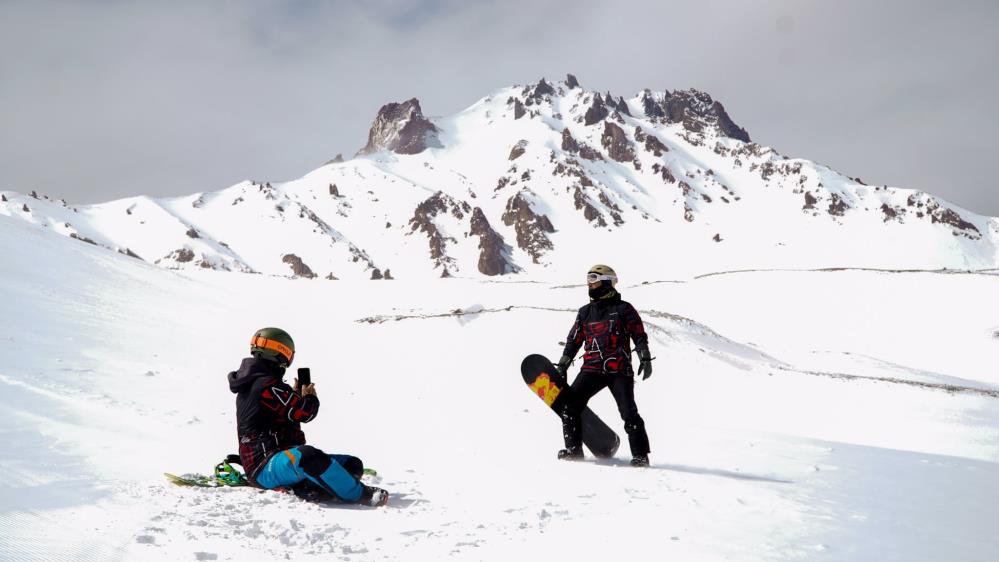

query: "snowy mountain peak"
xmin=2 ymin=75 xmax=997 ymax=280
xmin=357 ymin=98 xmax=440 ymax=156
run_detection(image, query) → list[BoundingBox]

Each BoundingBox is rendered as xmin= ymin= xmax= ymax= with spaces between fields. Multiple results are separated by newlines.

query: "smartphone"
xmin=297 ymin=367 xmax=311 ymax=387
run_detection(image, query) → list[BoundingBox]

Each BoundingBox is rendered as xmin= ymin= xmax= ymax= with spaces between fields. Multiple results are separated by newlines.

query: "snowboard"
xmin=520 ymin=354 xmax=620 ymax=458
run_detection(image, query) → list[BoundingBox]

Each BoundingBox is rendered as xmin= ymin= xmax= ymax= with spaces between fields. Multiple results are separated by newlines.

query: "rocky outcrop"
xmin=69 ymin=232 xmax=96 ymax=245
xmin=561 ymin=129 xmax=579 ymax=152
xmin=164 ymin=248 xmax=194 ymax=263
xmin=357 ymin=98 xmax=439 ymax=155
xmin=906 ymin=195 xmax=982 ymax=238
xmin=185 ymin=227 xmax=200 ymax=239
xmin=614 ymin=97 xmax=631 ymax=116
xmin=530 ymin=78 xmax=555 ymax=99
xmin=501 ymin=191 xmax=555 ymax=263
xmin=561 ymin=129 xmax=603 ymax=161
xmin=573 ymin=187 xmax=607 ymax=227
xmin=409 ymin=191 xmax=472 ymax=271
xmin=565 ymin=74 xmax=580 ymax=89
xmin=509 ymin=140 xmax=528 ymax=160
xmin=118 ymin=247 xmax=142 ymax=260
xmin=469 ymin=207 xmax=518 ymax=275
xmin=640 ymin=88 xmax=750 ymax=142
xmin=282 ymin=254 xmax=317 ymax=278
xmin=584 ymin=95 xmax=609 ymax=126
xmin=827 ymin=194 xmax=848 ymax=217
xmin=513 ymin=98 xmax=526 ymax=119
xmin=643 ymin=133 xmax=668 ymax=156
xmin=601 ymin=122 xmax=635 ymax=163
xmin=803 ymin=192 xmax=818 ymax=210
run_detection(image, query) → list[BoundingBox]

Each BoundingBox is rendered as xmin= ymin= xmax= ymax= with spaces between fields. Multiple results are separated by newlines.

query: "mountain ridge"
xmin=3 ymin=74 xmax=997 ymax=280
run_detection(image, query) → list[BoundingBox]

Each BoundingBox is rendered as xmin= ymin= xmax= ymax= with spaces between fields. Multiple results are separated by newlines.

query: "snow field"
xmin=2 ymin=215 xmax=999 ymax=561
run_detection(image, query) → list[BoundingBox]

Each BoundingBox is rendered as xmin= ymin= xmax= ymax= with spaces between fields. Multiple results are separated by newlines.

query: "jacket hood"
xmin=228 ymin=356 xmax=285 ymax=393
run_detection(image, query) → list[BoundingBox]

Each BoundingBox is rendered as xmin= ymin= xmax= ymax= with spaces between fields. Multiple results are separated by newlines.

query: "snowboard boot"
xmin=630 ymin=454 xmax=650 ymax=467
xmin=557 ymin=447 xmax=584 ymax=461
xmin=360 ymin=485 xmax=389 ymax=507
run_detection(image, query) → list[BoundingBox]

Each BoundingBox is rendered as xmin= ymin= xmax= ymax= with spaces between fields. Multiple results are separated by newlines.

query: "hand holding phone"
xmin=297 ymin=367 xmax=311 ymax=387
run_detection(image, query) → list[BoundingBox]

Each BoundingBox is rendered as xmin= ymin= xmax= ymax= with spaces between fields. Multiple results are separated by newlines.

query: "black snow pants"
xmin=561 ymin=370 xmax=650 ymax=457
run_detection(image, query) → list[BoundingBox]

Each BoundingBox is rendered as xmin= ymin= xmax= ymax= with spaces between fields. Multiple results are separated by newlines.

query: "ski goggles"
xmin=586 ymin=272 xmax=617 ymax=284
xmin=250 ymin=335 xmax=294 ymax=364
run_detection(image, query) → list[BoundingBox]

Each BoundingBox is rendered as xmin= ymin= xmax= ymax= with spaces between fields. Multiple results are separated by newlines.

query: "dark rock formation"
xmin=561 ymin=129 xmax=579 ymax=153
xmin=827 ymin=194 xmax=848 ymax=217
xmin=922 ymin=198 xmax=981 ymax=238
xmin=531 ymin=78 xmax=555 ymax=98
xmin=383 ymin=269 xmax=394 ymax=280
xmin=601 ymin=122 xmax=636 ymax=163
xmin=185 ymin=227 xmax=200 ymax=239
xmin=331 ymin=153 xmax=344 ymax=163
xmin=803 ymin=192 xmax=817 ymax=210
xmin=118 ymin=248 xmax=142 ymax=260
xmin=329 ymin=183 xmax=340 ymax=197
xmin=565 ymin=74 xmax=580 ymax=89
xmin=469 ymin=207 xmax=517 ymax=275
xmin=509 ymin=140 xmax=528 ymax=160
xmin=880 ymin=203 xmax=904 ymax=222
xmin=584 ymin=97 xmax=609 ymax=126
xmin=0 ymin=194 xmax=6 ymax=202
xmin=357 ymin=98 xmax=439 ymax=155
xmin=614 ymin=97 xmax=631 ymax=116
xmin=643 ymin=134 xmax=668 ymax=156
xmin=69 ymin=232 xmax=97 ymax=245
xmin=641 ymin=90 xmax=665 ymax=119
xmin=597 ymin=191 xmax=625 ymax=226
xmin=370 ymin=268 xmax=384 ymax=280
xmin=513 ymin=98 xmax=526 ymax=119
xmin=502 ymin=191 xmax=555 ymax=263
xmin=22 ymin=204 xmax=30 ymax=213
xmin=641 ymin=88 xmax=750 ymax=142
xmin=282 ymin=254 xmax=317 ymax=278
xmin=409 ymin=191 xmax=471 ymax=270
xmin=163 ymin=248 xmax=194 ymax=263
xmin=578 ymin=144 xmax=604 ymax=161
xmin=573 ymin=187 xmax=607 ymax=227
xmin=712 ymin=101 xmax=750 ymax=142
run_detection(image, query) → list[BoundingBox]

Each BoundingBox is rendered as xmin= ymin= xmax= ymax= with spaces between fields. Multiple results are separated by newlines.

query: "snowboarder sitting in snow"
xmin=227 ymin=327 xmax=389 ymax=506
xmin=557 ymin=265 xmax=653 ymax=467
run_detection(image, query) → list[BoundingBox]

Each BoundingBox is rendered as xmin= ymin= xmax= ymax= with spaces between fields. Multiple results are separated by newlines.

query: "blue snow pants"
xmin=255 ymin=445 xmax=364 ymax=502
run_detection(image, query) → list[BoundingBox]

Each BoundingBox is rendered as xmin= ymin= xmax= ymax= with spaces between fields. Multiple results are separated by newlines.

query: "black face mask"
xmin=588 ymin=282 xmax=614 ymax=300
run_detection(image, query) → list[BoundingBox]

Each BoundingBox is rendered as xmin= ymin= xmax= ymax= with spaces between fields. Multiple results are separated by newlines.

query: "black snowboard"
xmin=521 ymin=354 xmax=620 ymax=458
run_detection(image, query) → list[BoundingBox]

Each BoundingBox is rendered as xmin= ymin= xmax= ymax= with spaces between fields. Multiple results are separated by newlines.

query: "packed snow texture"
xmin=2 ymin=212 xmax=999 ymax=561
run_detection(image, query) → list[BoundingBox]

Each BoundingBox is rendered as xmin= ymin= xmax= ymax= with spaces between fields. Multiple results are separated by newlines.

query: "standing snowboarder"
xmin=227 ymin=327 xmax=389 ymax=506
xmin=557 ymin=265 xmax=653 ymax=466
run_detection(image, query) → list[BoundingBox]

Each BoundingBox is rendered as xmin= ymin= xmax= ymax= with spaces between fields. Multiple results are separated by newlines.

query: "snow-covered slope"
xmin=3 ymin=75 xmax=998 ymax=280
xmin=2 ymin=207 xmax=999 ymax=561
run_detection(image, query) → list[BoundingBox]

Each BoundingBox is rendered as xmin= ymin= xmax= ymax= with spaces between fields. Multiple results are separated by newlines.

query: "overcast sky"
xmin=2 ymin=0 xmax=997 ymax=215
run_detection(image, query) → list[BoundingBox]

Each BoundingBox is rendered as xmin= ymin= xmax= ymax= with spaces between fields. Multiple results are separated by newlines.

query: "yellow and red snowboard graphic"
xmin=520 ymin=354 xmax=620 ymax=458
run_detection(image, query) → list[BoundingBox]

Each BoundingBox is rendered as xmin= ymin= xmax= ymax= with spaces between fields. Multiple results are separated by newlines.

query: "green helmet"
xmin=586 ymin=264 xmax=618 ymax=287
xmin=250 ymin=327 xmax=295 ymax=367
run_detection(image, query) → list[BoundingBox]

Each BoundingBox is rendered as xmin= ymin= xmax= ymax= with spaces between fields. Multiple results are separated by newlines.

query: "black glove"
xmin=636 ymin=347 xmax=653 ymax=380
xmin=556 ymin=355 xmax=573 ymax=377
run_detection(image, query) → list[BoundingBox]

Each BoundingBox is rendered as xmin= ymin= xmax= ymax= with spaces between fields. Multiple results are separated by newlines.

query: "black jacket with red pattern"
xmin=227 ymin=357 xmax=319 ymax=482
xmin=562 ymin=291 xmax=650 ymax=375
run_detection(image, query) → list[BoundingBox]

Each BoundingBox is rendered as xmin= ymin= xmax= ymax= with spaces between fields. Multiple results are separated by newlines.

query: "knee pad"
xmin=297 ymin=445 xmax=332 ymax=477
